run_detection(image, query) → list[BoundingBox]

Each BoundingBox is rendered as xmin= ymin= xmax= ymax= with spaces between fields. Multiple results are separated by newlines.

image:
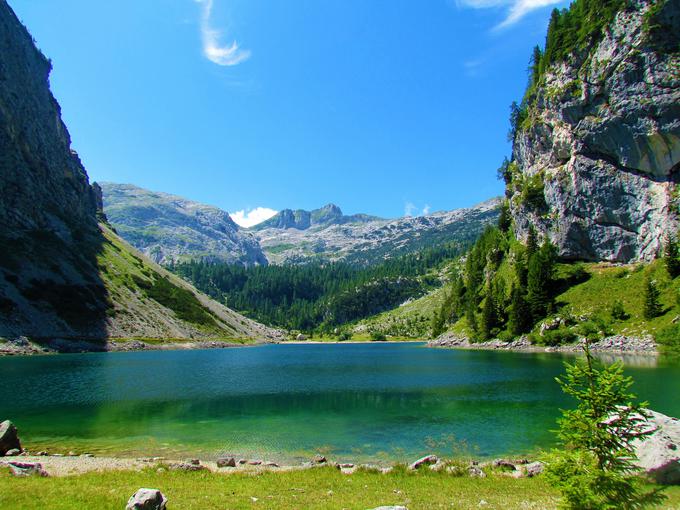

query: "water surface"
xmin=0 ymin=343 xmax=677 ymax=463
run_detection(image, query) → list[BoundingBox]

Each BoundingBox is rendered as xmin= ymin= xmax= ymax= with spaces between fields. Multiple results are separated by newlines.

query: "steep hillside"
xmin=0 ymin=1 xmax=278 ymax=345
xmin=101 ymin=182 xmax=267 ymax=266
xmin=505 ymin=0 xmax=679 ymax=262
xmin=253 ymin=199 xmax=501 ymax=265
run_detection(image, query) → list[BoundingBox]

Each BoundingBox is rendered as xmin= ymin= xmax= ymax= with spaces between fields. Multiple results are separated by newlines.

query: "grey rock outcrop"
xmin=101 ymin=183 xmax=267 ymax=266
xmin=126 ymin=488 xmax=168 ymax=510
xmin=634 ymin=409 xmax=680 ymax=484
xmin=0 ymin=420 xmax=21 ymax=456
xmin=509 ymin=0 xmax=679 ymax=262
xmin=5 ymin=461 xmax=48 ymax=477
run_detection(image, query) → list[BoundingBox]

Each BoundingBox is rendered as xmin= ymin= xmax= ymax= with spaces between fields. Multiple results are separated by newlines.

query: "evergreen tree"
xmin=527 ymin=241 xmax=556 ymax=322
xmin=498 ymin=201 xmax=512 ymax=233
xmin=546 ymin=343 xmax=664 ymax=509
xmin=664 ymin=234 xmax=680 ymax=279
xmin=480 ymin=291 xmax=498 ymax=340
xmin=643 ymin=277 xmax=662 ymax=320
xmin=508 ymin=284 xmax=531 ymax=336
xmin=526 ymin=225 xmax=538 ymax=259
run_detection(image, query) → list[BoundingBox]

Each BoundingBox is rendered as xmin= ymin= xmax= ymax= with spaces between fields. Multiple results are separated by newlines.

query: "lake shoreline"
xmin=0 ymin=337 xmax=266 ymax=357
xmin=428 ymin=333 xmax=659 ymax=355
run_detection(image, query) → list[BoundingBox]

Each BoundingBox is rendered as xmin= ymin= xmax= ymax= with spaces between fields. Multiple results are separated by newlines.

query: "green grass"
xmin=556 ymin=260 xmax=679 ymax=337
xmin=440 ymin=259 xmax=679 ymax=344
xmin=2 ymin=465 xmax=678 ymax=510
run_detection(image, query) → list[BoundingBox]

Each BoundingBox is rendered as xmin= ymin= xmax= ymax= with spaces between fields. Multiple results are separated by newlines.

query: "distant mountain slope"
xmin=0 ymin=0 xmax=278 ymax=344
xmin=252 ymin=204 xmax=381 ymax=231
xmin=253 ymin=199 xmax=501 ymax=265
xmin=101 ymin=183 xmax=267 ymax=266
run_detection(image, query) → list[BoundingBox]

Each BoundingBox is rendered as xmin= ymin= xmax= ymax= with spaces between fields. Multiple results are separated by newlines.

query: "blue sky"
xmin=11 ymin=0 xmax=568 ymax=225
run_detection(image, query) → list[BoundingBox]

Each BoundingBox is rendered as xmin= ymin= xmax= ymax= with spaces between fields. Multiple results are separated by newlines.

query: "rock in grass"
xmin=312 ymin=454 xmax=327 ymax=464
xmin=408 ymin=455 xmax=437 ymax=470
xmin=6 ymin=461 xmax=48 ymax=477
xmin=126 ymin=488 xmax=167 ymax=510
xmin=216 ymin=457 xmax=236 ymax=468
xmin=525 ymin=461 xmax=544 ymax=477
xmin=634 ymin=410 xmax=680 ymax=485
xmin=168 ymin=461 xmax=206 ymax=472
xmin=0 ymin=420 xmax=21 ymax=456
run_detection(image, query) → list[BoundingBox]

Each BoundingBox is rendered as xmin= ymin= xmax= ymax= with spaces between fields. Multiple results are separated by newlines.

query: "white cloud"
xmin=230 ymin=207 xmax=277 ymax=228
xmin=195 ymin=0 xmax=251 ymax=66
xmin=404 ymin=202 xmax=431 ymax=217
xmin=456 ymin=0 xmax=563 ymax=28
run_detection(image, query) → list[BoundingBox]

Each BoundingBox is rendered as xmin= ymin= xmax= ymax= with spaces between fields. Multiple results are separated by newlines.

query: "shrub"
xmin=370 ymin=331 xmax=387 ymax=341
xmin=542 ymin=328 xmax=577 ymax=346
xmin=642 ymin=277 xmax=662 ymax=320
xmin=610 ymin=300 xmax=629 ymax=321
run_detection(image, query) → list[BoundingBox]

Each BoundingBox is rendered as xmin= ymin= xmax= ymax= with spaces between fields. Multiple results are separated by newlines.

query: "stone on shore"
xmin=5 ymin=461 xmax=48 ymax=477
xmin=409 ymin=455 xmax=438 ymax=470
xmin=0 ymin=420 xmax=22 ymax=456
xmin=168 ymin=461 xmax=206 ymax=472
xmin=634 ymin=410 xmax=680 ymax=484
xmin=312 ymin=454 xmax=327 ymax=464
xmin=216 ymin=457 xmax=236 ymax=468
xmin=525 ymin=461 xmax=544 ymax=477
xmin=126 ymin=488 xmax=168 ymax=510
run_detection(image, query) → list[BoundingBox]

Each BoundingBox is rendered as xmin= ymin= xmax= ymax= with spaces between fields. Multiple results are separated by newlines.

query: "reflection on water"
xmin=0 ymin=343 xmax=678 ymax=462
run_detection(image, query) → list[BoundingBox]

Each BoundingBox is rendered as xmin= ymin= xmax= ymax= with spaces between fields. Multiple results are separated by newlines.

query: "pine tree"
xmin=498 ymin=201 xmax=512 ymax=232
xmin=664 ymin=234 xmax=680 ymax=279
xmin=643 ymin=277 xmax=662 ymax=320
xmin=508 ymin=284 xmax=531 ymax=336
xmin=546 ymin=342 xmax=664 ymax=509
xmin=526 ymin=225 xmax=538 ymax=259
xmin=480 ymin=291 xmax=498 ymax=340
xmin=527 ymin=241 xmax=556 ymax=322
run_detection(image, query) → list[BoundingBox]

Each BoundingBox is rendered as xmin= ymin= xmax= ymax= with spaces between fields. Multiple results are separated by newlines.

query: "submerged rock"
xmin=126 ymin=488 xmax=167 ymax=510
xmin=0 ymin=420 xmax=21 ymax=456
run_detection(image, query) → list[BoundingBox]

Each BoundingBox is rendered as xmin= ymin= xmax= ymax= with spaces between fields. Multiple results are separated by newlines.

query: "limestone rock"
xmin=409 ymin=454 xmax=438 ymax=470
xmin=5 ymin=461 xmax=48 ymax=477
xmin=508 ymin=0 xmax=680 ymax=262
xmin=216 ymin=457 xmax=236 ymax=468
xmin=634 ymin=410 xmax=680 ymax=484
xmin=0 ymin=420 xmax=21 ymax=456
xmin=126 ymin=488 xmax=168 ymax=510
xmin=525 ymin=461 xmax=544 ymax=477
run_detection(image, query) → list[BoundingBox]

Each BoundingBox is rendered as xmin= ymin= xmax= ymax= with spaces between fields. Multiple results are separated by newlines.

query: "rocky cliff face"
xmin=508 ymin=0 xmax=679 ymax=262
xmin=0 ymin=0 xmax=98 ymax=240
xmin=101 ymin=183 xmax=267 ymax=266
xmin=0 ymin=0 xmax=278 ymax=342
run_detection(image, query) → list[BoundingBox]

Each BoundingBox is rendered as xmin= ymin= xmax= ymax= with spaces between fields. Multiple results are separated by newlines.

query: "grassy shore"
xmin=2 ymin=464 xmax=679 ymax=510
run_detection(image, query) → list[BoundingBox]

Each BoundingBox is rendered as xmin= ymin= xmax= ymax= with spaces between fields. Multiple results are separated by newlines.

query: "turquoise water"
xmin=0 ymin=343 xmax=678 ymax=463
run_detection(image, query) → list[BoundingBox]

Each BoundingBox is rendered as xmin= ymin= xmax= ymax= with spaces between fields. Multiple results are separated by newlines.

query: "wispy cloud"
xmin=456 ymin=0 xmax=563 ymax=29
xmin=195 ymin=0 xmax=251 ymax=66
xmin=404 ymin=202 xmax=431 ymax=217
xmin=230 ymin=207 xmax=277 ymax=228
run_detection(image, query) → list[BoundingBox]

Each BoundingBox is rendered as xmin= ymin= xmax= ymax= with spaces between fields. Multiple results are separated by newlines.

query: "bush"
xmin=337 ymin=331 xmax=352 ymax=341
xmin=370 ymin=331 xmax=387 ymax=341
xmin=532 ymin=327 xmax=577 ymax=346
xmin=610 ymin=300 xmax=629 ymax=321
